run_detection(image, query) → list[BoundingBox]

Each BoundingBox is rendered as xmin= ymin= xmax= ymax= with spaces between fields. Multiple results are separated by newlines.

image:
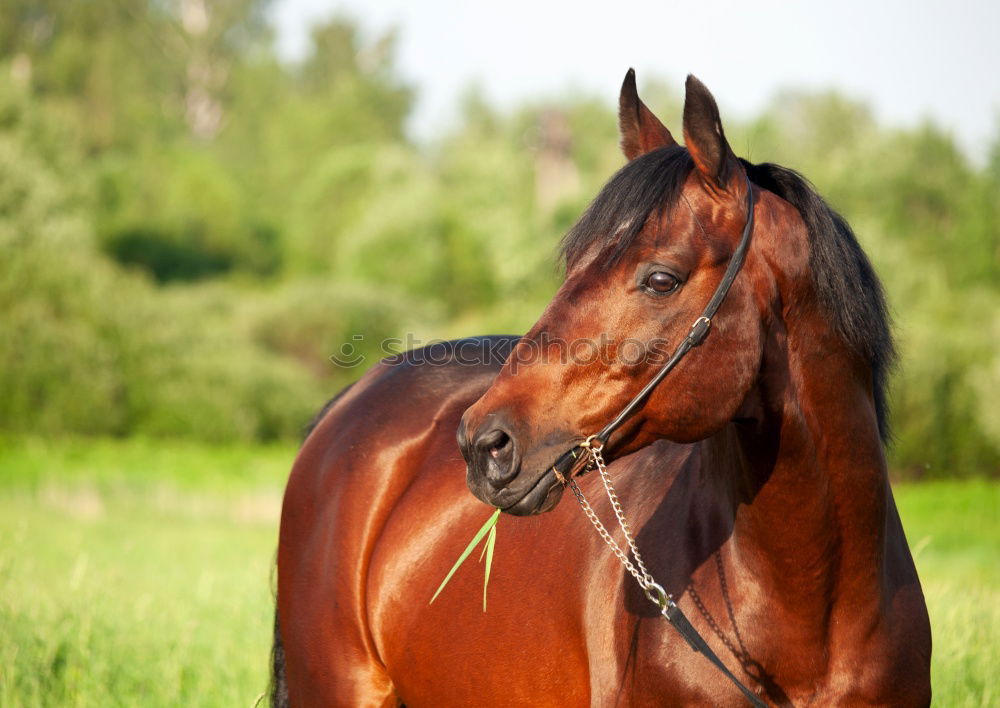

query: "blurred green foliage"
xmin=0 ymin=5 xmax=996 ymax=475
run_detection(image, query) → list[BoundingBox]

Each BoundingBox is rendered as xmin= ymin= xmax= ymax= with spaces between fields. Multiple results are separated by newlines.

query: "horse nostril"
xmin=474 ymin=427 xmax=518 ymax=487
xmin=480 ymin=429 xmax=511 ymax=459
xmin=476 ymin=428 xmax=510 ymax=452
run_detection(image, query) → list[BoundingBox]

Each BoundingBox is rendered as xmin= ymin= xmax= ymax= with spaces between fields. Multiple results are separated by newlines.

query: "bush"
xmin=0 ymin=130 xmax=318 ymax=441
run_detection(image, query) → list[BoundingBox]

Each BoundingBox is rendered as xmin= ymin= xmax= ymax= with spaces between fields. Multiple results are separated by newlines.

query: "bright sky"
xmin=272 ymin=0 xmax=1000 ymax=160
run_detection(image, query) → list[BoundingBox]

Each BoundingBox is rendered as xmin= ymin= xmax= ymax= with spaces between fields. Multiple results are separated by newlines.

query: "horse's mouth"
xmin=499 ymin=467 xmax=565 ymax=516
xmin=465 ymin=434 xmax=575 ymax=516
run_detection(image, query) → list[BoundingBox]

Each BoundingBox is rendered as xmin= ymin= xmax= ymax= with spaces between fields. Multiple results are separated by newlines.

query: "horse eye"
xmin=644 ymin=271 xmax=680 ymax=294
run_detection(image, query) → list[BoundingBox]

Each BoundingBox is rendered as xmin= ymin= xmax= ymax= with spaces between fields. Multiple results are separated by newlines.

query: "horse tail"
xmin=269 ymin=384 xmax=357 ymax=706
xmin=269 ymin=607 xmax=289 ymax=708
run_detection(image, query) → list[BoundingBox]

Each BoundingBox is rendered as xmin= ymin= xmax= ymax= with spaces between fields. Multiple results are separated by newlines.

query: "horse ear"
xmin=619 ymin=69 xmax=676 ymax=160
xmin=682 ymin=74 xmax=741 ymax=192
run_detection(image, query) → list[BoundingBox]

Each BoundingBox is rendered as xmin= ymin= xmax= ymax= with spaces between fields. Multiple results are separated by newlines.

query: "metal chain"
xmin=589 ymin=443 xmax=655 ymax=586
xmin=565 ymin=477 xmax=647 ymax=587
xmin=566 ymin=437 xmax=674 ymax=610
xmin=565 ymin=440 xmax=768 ymax=708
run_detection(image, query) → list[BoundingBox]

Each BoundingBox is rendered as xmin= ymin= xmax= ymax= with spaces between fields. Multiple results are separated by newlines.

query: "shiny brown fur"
xmin=276 ymin=73 xmax=931 ymax=706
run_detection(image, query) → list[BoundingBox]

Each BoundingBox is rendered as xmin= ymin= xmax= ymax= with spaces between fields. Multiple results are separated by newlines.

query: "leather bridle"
xmin=549 ymin=175 xmax=756 ymax=482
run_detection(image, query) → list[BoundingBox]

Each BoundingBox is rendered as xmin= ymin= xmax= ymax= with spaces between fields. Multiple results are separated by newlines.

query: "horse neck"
xmin=713 ymin=313 xmax=889 ymax=611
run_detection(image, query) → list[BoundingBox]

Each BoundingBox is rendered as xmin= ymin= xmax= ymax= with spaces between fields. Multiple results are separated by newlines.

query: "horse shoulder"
xmin=277 ymin=336 xmax=516 ymax=705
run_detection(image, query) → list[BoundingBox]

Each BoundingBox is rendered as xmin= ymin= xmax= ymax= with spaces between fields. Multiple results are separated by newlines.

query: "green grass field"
xmin=1 ymin=438 xmax=996 ymax=706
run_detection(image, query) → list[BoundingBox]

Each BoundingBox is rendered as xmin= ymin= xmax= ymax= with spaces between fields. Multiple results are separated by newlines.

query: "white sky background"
xmin=271 ymin=0 xmax=1000 ymax=161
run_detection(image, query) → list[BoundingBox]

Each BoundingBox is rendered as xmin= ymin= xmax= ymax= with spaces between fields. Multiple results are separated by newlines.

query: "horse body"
xmin=276 ymin=72 xmax=930 ymax=706
xmin=278 ymin=336 xmax=928 ymax=706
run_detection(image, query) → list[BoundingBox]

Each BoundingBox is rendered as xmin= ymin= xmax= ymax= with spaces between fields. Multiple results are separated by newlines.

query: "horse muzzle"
xmin=457 ymin=414 xmax=565 ymax=515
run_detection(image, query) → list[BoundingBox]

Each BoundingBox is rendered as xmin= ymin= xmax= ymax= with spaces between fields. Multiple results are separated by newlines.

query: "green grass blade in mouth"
xmin=482 ymin=523 xmax=497 ymax=612
xmin=478 ymin=530 xmax=490 ymax=562
xmin=429 ymin=507 xmax=501 ymax=605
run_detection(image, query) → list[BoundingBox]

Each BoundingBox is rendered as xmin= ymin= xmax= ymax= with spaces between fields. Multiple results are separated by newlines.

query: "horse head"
xmin=459 ymin=72 xmax=774 ymax=515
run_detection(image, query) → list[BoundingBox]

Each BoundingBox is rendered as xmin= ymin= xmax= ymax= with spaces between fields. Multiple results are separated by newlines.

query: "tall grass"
xmin=894 ymin=480 xmax=999 ymax=705
xmin=0 ymin=438 xmax=996 ymax=705
xmin=0 ymin=438 xmax=292 ymax=707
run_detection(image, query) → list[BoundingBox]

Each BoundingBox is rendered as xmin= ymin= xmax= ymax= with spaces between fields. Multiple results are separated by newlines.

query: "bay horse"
xmin=274 ymin=72 xmax=931 ymax=706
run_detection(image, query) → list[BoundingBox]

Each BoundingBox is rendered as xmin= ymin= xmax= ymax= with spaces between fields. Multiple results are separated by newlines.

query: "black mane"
xmin=561 ymin=146 xmax=694 ymax=269
xmin=559 ymin=147 xmax=895 ymax=442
